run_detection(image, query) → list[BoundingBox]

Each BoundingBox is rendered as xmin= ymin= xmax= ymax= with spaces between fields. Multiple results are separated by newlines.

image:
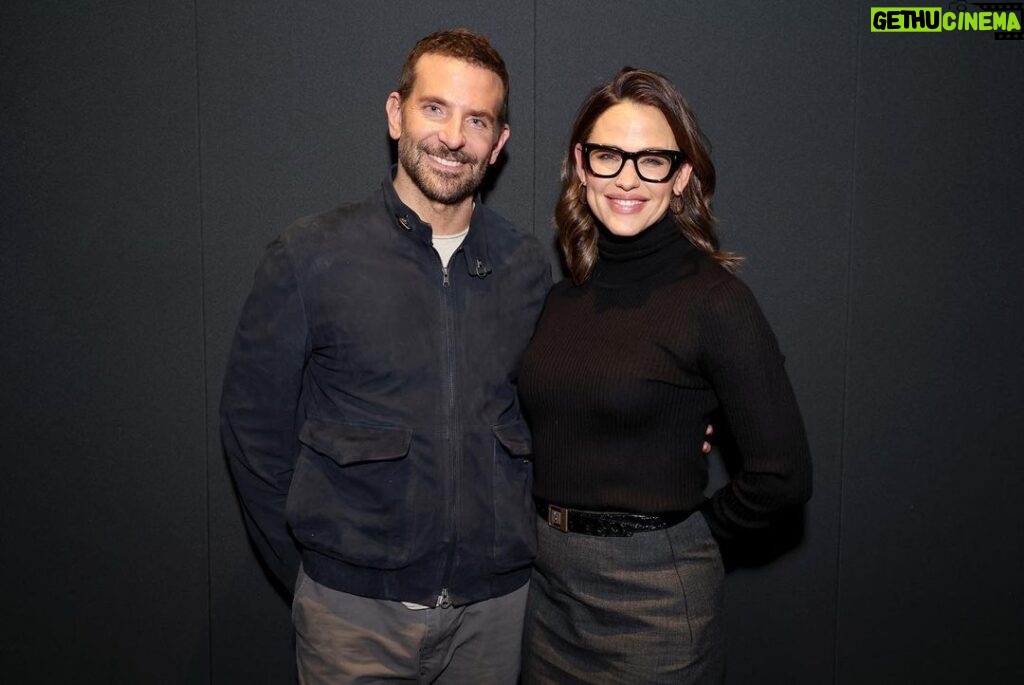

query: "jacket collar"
xmin=382 ymin=169 xmax=492 ymax=279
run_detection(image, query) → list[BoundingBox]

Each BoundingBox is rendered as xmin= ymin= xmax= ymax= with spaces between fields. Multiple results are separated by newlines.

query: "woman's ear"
xmin=673 ymin=162 xmax=693 ymax=196
xmin=574 ymin=144 xmax=588 ymax=186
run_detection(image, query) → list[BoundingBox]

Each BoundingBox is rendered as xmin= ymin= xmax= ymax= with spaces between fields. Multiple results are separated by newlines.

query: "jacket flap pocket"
xmin=492 ymin=419 xmax=532 ymax=457
xmin=299 ymin=420 xmax=411 ymax=467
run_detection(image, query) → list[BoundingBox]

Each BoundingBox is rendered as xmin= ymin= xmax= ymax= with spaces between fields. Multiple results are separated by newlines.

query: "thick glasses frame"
xmin=581 ymin=143 xmax=685 ymax=183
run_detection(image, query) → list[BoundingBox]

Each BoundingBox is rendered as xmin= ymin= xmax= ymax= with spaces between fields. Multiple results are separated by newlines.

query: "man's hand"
xmin=702 ymin=423 xmax=714 ymax=454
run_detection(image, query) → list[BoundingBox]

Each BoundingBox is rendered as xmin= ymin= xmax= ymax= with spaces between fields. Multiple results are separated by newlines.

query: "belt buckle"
xmin=547 ymin=504 xmax=569 ymax=533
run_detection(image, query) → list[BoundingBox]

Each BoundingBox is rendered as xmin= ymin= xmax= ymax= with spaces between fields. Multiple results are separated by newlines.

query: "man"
xmin=220 ymin=29 xmax=551 ymax=683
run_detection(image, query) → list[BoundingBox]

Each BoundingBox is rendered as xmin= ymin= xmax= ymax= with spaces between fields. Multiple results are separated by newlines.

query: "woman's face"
xmin=575 ymin=102 xmax=692 ymax=237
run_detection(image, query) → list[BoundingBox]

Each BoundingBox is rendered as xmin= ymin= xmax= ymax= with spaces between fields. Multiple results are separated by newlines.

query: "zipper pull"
xmin=442 ymin=266 xmax=450 ymax=287
xmin=436 ymin=588 xmax=452 ymax=608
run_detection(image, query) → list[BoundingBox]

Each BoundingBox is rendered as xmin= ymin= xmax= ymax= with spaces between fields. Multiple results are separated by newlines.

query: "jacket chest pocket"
xmin=287 ymin=419 xmax=417 ymax=569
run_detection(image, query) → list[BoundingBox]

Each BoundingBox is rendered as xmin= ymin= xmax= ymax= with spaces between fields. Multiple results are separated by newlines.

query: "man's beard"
xmin=397 ymin=137 xmax=490 ymax=205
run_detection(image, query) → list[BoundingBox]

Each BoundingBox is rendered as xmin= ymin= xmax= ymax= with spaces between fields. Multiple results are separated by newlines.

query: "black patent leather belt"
xmin=536 ymin=500 xmax=689 ymax=537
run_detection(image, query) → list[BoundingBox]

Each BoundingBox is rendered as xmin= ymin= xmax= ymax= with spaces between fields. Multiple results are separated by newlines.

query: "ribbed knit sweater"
xmin=518 ymin=215 xmax=812 ymax=540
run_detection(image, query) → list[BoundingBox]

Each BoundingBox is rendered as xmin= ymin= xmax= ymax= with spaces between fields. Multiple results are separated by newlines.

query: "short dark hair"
xmin=556 ymin=67 xmax=741 ymax=285
xmin=397 ymin=29 xmax=510 ymax=126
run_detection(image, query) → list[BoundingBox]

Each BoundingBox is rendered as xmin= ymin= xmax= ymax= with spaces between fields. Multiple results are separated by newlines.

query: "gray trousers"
xmin=292 ymin=569 xmax=528 ymax=684
xmin=522 ymin=511 xmax=725 ymax=684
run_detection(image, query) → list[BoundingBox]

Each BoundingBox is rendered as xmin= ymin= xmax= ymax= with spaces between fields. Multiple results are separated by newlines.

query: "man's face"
xmin=387 ymin=54 xmax=510 ymax=207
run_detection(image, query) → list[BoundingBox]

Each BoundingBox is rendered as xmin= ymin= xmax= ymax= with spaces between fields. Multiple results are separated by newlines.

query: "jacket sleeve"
xmin=697 ymin=277 xmax=812 ymax=540
xmin=220 ymin=237 xmax=309 ymax=592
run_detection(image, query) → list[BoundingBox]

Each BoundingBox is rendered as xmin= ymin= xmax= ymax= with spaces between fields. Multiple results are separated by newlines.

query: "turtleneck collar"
xmin=592 ymin=213 xmax=695 ymax=287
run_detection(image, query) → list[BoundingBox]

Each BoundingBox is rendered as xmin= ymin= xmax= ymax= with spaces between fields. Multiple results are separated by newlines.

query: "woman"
xmin=518 ymin=68 xmax=812 ymax=683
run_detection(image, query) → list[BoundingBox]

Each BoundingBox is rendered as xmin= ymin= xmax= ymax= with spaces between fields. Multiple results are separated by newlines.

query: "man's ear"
xmin=489 ymin=124 xmax=511 ymax=164
xmin=385 ymin=92 xmax=403 ymax=141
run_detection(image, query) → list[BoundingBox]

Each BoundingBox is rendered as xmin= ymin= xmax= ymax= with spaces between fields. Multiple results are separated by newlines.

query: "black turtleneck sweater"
xmin=518 ymin=216 xmax=811 ymax=540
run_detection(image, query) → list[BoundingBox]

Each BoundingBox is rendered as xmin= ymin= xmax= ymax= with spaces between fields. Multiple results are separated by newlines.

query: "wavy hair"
xmin=556 ymin=68 xmax=742 ymax=284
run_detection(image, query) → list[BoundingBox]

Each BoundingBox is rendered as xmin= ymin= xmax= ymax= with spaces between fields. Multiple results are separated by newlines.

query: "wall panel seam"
xmin=834 ymin=8 xmax=864 ymax=685
xmin=531 ymin=0 xmax=538 ymax=240
xmin=191 ymin=0 xmax=213 ymax=682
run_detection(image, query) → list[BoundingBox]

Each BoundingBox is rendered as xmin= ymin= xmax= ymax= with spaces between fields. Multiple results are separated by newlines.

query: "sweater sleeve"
xmin=697 ymin=276 xmax=812 ymax=540
xmin=219 ymin=238 xmax=309 ymax=593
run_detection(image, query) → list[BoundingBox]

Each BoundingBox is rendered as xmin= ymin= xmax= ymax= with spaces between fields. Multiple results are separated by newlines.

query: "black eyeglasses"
xmin=581 ymin=143 xmax=685 ymax=183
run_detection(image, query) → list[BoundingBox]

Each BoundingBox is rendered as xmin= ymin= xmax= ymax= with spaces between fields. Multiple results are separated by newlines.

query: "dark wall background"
xmin=2 ymin=1 xmax=1021 ymax=683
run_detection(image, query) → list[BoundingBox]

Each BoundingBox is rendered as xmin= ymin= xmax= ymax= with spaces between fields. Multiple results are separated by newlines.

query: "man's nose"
xmin=438 ymin=118 xmax=465 ymax=150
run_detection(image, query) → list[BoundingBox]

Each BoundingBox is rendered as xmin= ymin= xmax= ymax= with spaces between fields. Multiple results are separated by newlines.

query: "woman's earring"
xmin=670 ymin=193 xmax=683 ymax=214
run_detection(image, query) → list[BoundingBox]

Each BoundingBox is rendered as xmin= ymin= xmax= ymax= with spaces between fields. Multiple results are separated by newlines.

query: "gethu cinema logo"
xmin=871 ymin=3 xmax=1023 ymax=34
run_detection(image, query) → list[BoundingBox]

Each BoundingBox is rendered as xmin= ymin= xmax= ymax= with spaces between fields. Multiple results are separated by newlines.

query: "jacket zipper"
xmin=437 ymin=254 xmax=459 ymax=607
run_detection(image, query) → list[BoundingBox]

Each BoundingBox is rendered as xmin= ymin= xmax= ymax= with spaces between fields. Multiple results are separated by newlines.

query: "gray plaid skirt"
xmin=521 ymin=510 xmax=725 ymax=684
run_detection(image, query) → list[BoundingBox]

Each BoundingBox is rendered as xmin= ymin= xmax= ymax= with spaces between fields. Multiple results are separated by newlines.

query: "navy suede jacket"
xmin=220 ymin=176 xmax=552 ymax=606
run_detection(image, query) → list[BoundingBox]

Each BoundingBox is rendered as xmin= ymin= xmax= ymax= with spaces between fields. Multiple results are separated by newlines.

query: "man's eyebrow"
xmin=465 ymin=108 xmax=496 ymax=122
xmin=414 ymin=94 xmax=449 ymax=107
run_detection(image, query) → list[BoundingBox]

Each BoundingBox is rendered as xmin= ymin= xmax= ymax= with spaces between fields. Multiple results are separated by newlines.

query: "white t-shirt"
xmin=432 ymin=227 xmax=470 ymax=268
